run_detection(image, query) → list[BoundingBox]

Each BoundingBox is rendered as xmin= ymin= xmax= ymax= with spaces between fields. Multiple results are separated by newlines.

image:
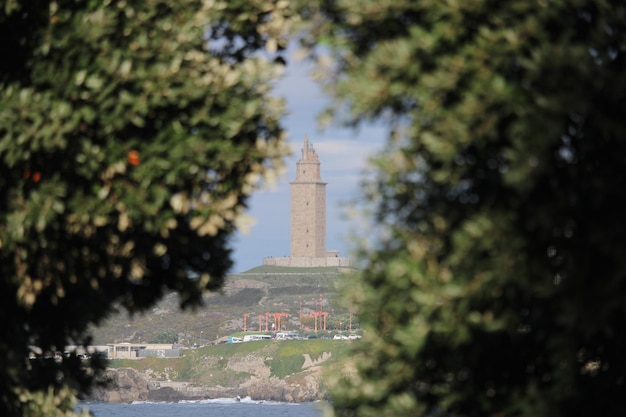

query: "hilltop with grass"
xmin=91 ymin=265 xmax=359 ymax=346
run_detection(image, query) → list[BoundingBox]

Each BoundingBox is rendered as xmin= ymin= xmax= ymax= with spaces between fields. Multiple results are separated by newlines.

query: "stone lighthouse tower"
xmin=262 ymin=135 xmax=351 ymax=268
xmin=290 ymin=135 xmax=327 ymax=258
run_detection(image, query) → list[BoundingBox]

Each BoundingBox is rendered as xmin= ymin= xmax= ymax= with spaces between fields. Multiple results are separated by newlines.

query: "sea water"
xmin=79 ymin=397 xmax=324 ymax=417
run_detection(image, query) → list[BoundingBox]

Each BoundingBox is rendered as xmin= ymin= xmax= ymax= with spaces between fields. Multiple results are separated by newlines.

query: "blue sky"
xmin=230 ymin=52 xmax=388 ymax=273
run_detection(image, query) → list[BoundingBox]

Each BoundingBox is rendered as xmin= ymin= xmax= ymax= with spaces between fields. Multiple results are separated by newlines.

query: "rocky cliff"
xmin=88 ymin=350 xmax=331 ymax=403
xmin=88 ymin=368 xmax=149 ymax=403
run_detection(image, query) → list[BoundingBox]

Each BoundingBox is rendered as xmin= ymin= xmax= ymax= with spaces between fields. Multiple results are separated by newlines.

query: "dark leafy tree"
xmin=301 ymin=1 xmax=626 ymax=416
xmin=0 ymin=0 xmax=292 ymax=415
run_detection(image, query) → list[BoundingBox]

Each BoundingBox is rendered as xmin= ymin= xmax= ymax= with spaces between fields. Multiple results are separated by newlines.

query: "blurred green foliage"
xmin=0 ymin=0 xmax=293 ymax=415
xmin=151 ymin=329 xmax=178 ymax=344
xmin=301 ymin=1 xmax=626 ymax=416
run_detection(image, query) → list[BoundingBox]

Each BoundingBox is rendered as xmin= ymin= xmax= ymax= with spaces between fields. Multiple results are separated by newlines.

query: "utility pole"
xmin=349 ymin=305 xmax=353 ymax=332
xmin=243 ymin=313 xmax=249 ymax=332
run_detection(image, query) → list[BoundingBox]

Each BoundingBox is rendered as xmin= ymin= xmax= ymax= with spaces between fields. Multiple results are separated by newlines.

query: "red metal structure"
xmin=310 ymin=311 xmax=327 ymax=331
xmin=320 ymin=311 xmax=329 ymax=331
xmin=349 ymin=305 xmax=353 ymax=332
xmin=271 ymin=312 xmax=290 ymax=331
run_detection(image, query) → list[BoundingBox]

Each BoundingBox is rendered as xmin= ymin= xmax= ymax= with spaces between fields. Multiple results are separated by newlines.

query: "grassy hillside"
xmin=91 ymin=266 xmax=359 ymax=346
xmin=107 ymin=338 xmax=354 ymax=386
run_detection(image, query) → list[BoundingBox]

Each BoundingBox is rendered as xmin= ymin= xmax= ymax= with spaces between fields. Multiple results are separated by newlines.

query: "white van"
xmin=243 ymin=335 xmax=272 ymax=342
xmin=275 ymin=332 xmax=299 ymax=340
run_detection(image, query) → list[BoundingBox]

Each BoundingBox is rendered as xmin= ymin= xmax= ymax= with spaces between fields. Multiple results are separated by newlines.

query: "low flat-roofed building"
xmin=106 ymin=343 xmax=181 ymax=359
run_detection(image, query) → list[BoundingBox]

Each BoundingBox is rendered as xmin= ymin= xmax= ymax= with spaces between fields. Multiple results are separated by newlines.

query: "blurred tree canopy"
xmin=302 ymin=0 xmax=626 ymax=416
xmin=152 ymin=329 xmax=178 ymax=344
xmin=0 ymin=0 xmax=292 ymax=415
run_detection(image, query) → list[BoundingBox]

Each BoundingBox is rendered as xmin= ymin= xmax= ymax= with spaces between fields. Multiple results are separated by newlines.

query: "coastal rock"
xmin=147 ymin=386 xmax=189 ymax=402
xmin=88 ymin=349 xmax=331 ymax=403
xmin=244 ymin=377 xmax=323 ymax=403
xmin=88 ymin=368 xmax=149 ymax=403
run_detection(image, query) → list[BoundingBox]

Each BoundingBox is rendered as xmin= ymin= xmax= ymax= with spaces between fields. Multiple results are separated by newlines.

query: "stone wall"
xmin=263 ymin=256 xmax=352 ymax=268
